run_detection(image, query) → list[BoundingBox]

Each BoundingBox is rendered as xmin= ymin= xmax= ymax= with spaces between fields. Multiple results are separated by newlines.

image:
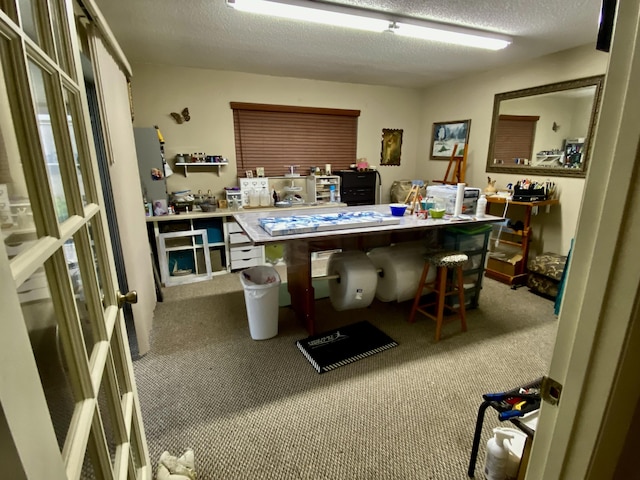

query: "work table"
xmin=234 ymin=204 xmax=502 ymax=334
xmin=233 ymin=204 xmax=502 ymax=244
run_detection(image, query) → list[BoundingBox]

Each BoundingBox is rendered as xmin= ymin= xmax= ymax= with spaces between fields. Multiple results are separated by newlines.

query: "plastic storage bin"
xmin=240 ymin=266 xmax=281 ymax=340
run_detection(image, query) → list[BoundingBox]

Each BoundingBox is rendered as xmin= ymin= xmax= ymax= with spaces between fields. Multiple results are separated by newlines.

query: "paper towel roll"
xmin=328 ymin=251 xmax=378 ymax=311
xmin=454 ymin=182 xmax=465 ymax=217
xmin=368 ymin=245 xmax=436 ymax=303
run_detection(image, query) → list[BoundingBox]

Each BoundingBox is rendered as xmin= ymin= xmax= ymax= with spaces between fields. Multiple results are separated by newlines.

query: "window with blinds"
xmin=493 ymin=115 xmax=539 ymax=164
xmin=231 ymin=103 xmax=360 ymax=177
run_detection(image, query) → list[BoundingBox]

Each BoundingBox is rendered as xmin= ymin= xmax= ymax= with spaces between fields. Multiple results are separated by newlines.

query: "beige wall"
xmin=130 ymin=44 xmax=607 ymax=256
xmin=130 ymin=66 xmax=423 ymax=203
xmin=419 ymin=44 xmax=608 ymax=255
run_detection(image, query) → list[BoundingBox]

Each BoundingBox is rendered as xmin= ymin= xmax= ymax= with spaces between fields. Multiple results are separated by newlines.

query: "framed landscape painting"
xmin=430 ymin=119 xmax=471 ymax=159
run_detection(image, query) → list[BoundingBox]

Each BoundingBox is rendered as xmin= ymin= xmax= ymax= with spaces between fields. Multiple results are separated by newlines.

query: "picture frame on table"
xmin=256 ymin=167 xmax=265 ymax=177
xmin=245 ymin=170 xmax=253 ymax=178
xmin=430 ymin=119 xmax=471 ymax=159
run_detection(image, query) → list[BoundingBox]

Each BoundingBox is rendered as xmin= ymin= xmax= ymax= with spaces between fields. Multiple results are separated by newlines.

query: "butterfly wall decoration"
xmin=170 ymin=108 xmax=190 ymax=124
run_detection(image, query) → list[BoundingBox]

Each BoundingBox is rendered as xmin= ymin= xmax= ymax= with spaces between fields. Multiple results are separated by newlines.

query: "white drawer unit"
xmin=229 ymin=231 xmax=251 ymax=244
xmin=225 ymin=218 xmax=265 ymax=270
xmin=230 ymin=245 xmax=263 ymax=261
xmin=227 ymin=221 xmax=244 ymax=233
xmin=230 ymin=256 xmax=262 ymax=270
xmin=230 ymin=245 xmax=264 ymax=270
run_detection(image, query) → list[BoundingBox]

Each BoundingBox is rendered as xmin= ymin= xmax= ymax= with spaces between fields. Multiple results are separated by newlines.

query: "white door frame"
xmin=0 ymin=0 xmax=151 ymax=478
xmin=527 ymin=0 xmax=640 ymax=477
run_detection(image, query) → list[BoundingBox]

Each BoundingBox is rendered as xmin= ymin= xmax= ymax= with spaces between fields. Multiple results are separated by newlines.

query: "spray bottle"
xmin=484 ymin=427 xmax=514 ymax=480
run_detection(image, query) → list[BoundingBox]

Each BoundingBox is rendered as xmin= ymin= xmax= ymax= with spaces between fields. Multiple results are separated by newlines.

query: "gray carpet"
xmin=133 ymin=272 xmax=557 ymax=479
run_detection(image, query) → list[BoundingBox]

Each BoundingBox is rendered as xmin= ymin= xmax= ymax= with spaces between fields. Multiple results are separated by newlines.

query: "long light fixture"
xmin=227 ymin=0 xmax=512 ymax=51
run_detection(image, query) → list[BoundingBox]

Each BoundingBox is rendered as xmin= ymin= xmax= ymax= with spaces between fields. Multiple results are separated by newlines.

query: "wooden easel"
xmin=403 ymin=184 xmax=421 ymax=214
xmin=433 ymin=143 xmax=467 ymax=185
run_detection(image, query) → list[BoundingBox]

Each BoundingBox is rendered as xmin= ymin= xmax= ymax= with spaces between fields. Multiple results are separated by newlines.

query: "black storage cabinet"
xmin=336 ymin=170 xmax=377 ymax=206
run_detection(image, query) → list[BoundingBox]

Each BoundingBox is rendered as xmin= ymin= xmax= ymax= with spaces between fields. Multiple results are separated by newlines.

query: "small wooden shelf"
xmin=176 ymin=162 xmax=229 ymax=177
xmin=485 ymin=197 xmax=559 ymax=286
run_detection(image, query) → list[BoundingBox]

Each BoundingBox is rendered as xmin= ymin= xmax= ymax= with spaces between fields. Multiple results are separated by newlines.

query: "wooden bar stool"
xmin=409 ymin=251 xmax=469 ymax=341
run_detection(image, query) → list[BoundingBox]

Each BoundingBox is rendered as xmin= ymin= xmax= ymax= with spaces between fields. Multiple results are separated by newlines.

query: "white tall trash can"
xmin=240 ymin=266 xmax=281 ymax=340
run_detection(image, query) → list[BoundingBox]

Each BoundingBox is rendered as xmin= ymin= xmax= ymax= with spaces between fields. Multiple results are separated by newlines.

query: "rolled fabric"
xmin=328 ymin=251 xmax=378 ymax=311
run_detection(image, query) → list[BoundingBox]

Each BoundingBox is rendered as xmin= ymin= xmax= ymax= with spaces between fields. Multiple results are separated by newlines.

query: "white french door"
xmin=0 ymin=1 xmax=150 ymax=479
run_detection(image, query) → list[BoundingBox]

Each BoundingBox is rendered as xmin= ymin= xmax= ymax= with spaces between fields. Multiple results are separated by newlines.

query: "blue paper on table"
xmin=258 ymin=211 xmax=401 ymax=236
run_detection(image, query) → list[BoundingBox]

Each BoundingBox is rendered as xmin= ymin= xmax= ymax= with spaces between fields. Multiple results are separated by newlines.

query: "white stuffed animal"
xmin=156 ymin=449 xmax=196 ymax=480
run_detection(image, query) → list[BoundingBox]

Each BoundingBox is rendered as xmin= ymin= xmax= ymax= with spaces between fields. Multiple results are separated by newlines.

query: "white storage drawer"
xmin=229 ymin=232 xmax=250 ymax=244
xmin=230 ymin=246 xmax=262 ymax=261
xmin=227 ymin=221 xmax=244 ymax=234
xmin=230 ymin=257 xmax=261 ymax=270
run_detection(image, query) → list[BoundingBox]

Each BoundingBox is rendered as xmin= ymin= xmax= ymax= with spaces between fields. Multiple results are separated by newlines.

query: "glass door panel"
xmin=62 ymin=87 xmax=88 ymax=205
xmin=18 ymin=268 xmax=76 ymax=452
xmin=0 ymin=44 xmax=37 ymax=253
xmin=17 ymin=0 xmax=42 ymax=46
xmin=26 ymin=60 xmax=69 ymax=222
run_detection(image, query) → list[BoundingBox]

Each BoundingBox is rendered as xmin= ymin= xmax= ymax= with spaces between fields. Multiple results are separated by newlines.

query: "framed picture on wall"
xmin=380 ymin=128 xmax=403 ymax=166
xmin=430 ymin=119 xmax=471 ymax=159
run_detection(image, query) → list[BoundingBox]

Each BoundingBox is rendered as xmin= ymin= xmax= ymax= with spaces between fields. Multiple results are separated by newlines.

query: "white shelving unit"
xmin=533 ymin=153 xmax=563 ymax=167
xmin=175 ymin=162 xmax=229 ymax=177
xmin=306 ymin=175 xmax=340 ymax=204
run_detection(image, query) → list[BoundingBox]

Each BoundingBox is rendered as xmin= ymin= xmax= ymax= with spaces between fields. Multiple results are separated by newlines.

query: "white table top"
xmin=233 ymin=204 xmax=502 ymax=244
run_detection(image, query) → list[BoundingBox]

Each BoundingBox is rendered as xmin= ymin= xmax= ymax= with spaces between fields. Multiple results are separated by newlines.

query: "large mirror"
xmin=486 ymin=75 xmax=605 ymax=178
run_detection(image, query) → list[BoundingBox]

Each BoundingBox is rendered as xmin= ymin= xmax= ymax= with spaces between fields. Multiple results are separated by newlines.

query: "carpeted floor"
xmin=134 ymin=271 xmax=558 ymax=479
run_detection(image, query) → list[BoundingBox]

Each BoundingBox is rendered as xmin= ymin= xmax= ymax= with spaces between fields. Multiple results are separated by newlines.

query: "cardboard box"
xmin=426 ymin=185 xmax=480 ymax=215
xmin=487 ymin=257 xmax=520 ymax=276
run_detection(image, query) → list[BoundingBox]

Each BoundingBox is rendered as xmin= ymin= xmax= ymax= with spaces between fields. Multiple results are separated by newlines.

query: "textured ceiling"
xmin=93 ymin=0 xmax=603 ymax=89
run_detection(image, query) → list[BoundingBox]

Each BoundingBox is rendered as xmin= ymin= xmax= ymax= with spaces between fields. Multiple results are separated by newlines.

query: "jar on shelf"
xmin=259 ymin=187 xmax=271 ymax=207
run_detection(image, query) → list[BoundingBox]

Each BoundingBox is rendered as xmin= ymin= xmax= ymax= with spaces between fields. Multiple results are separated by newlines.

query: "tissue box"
xmin=426 ymin=185 xmax=481 ymax=215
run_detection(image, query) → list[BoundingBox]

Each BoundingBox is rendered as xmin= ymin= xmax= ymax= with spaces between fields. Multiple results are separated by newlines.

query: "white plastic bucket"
xmin=240 ymin=266 xmax=281 ymax=340
xmin=503 ymin=428 xmax=527 ymax=480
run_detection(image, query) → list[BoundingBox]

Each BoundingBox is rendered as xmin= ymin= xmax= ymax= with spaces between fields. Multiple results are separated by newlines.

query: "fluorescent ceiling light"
xmin=227 ymin=0 xmax=512 ymax=51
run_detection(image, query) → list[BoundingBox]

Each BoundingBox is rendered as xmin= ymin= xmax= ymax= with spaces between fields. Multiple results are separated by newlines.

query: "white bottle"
xmin=484 ymin=428 xmax=513 ymax=480
xmin=249 ymin=188 xmax=260 ymax=207
xmin=259 ymin=187 xmax=270 ymax=206
xmin=476 ymin=194 xmax=487 ymax=218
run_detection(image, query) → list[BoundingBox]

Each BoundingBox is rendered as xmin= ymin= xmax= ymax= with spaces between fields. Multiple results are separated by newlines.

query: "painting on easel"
xmin=430 ymin=119 xmax=471 ymax=159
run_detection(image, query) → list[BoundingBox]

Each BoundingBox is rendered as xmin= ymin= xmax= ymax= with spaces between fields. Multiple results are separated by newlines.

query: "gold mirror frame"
xmin=486 ymin=75 xmax=605 ymax=178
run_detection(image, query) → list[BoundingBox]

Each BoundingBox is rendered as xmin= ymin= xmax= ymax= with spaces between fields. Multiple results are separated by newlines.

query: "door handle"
xmin=117 ymin=290 xmax=138 ymax=309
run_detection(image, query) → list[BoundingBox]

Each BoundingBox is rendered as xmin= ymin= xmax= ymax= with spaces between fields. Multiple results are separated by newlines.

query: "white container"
xmin=240 ymin=266 xmax=281 ymax=340
xmin=426 ymin=185 xmax=481 ymax=215
xmin=504 ymin=428 xmax=527 ymax=480
xmin=476 ymin=194 xmax=487 ymax=218
xmin=249 ymin=188 xmax=260 ymax=207
xmin=259 ymin=187 xmax=271 ymax=206
xmin=484 ymin=427 xmax=514 ymax=480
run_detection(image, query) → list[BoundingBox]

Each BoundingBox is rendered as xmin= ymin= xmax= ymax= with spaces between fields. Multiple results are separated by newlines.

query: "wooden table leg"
xmin=285 ymin=240 xmax=316 ymax=335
